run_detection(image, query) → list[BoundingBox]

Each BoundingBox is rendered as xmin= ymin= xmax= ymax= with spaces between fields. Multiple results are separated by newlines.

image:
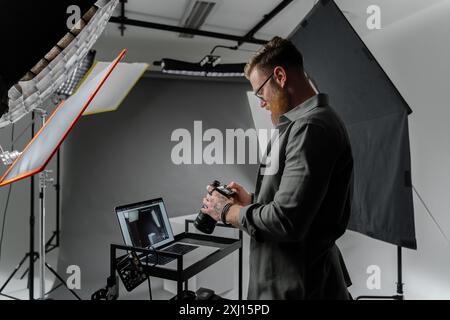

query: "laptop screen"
xmin=116 ymin=198 xmax=175 ymax=249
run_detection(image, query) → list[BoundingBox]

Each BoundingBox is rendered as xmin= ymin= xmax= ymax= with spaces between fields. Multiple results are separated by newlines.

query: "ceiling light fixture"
xmin=179 ymin=0 xmax=218 ymax=38
xmin=156 ymin=44 xmax=245 ymax=77
xmin=158 ymin=58 xmax=245 ymax=77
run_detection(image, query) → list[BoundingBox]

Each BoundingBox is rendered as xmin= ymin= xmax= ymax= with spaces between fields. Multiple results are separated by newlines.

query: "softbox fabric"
xmin=289 ymin=0 xmax=416 ymax=249
xmin=0 ymin=50 xmax=125 ymax=187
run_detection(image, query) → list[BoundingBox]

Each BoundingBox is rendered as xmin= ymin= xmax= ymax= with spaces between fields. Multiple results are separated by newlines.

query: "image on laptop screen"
xmin=116 ymin=198 xmax=175 ymax=249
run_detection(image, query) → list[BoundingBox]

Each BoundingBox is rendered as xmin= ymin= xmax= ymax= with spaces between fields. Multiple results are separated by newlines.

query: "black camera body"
xmin=194 ymin=180 xmax=235 ymax=234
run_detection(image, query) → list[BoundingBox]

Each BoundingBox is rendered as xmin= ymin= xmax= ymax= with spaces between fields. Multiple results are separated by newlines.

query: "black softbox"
xmin=289 ymin=0 xmax=416 ymax=249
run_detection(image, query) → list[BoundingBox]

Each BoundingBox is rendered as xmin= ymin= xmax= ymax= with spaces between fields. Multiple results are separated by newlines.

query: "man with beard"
xmin=201 ymin=37 xmax=353 ymax=300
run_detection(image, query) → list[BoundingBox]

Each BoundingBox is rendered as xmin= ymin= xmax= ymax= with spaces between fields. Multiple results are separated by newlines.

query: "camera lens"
xmin=193 ymin=180 xmax=222 ymax=234
xmin=194 ymin=212 xmax=217 ymax=234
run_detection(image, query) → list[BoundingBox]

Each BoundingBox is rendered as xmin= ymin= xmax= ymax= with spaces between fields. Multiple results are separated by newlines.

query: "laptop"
xmin=115 ymin=198 xmax=219 ymax=270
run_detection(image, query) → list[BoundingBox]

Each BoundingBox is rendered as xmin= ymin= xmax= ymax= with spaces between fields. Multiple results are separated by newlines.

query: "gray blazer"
xmin=239 ymin=93 xmax=353 ymax=299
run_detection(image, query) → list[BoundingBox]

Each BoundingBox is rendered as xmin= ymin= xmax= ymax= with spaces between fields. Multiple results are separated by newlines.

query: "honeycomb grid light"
xmin=0 ymin=0 xmax=119 ymax=128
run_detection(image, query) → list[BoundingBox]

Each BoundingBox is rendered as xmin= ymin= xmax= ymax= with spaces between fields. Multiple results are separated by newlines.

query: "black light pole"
xmin=356 ymin=245 xmax=404 ymax=300
xmin=0 ymin=111 xmax=39 ymax=300
xmin=29 ymin=111 xmax=35 ymax=300
xmin=54 ymin=150 xmax=61 ymax=248
xmin=396 ymin=246 xmax=404 ymax=299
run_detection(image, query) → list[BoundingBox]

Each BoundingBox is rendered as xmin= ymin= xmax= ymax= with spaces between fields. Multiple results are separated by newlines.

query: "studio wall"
xmin=51 ymin=73 xmax=257 ymax=299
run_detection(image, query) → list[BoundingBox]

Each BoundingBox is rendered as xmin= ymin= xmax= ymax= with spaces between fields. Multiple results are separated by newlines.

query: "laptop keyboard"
xmin=164 ymin=243 xmax=198 ymax=255
xmin=141 ymin=243 xmax=198 ymax=266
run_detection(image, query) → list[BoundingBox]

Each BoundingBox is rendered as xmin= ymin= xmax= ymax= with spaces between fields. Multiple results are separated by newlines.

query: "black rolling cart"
xmin=109 ymin=220 xmax=243 ymax=300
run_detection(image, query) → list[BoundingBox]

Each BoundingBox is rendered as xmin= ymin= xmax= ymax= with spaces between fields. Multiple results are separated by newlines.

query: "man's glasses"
xmin=254 ymin=73 xmax=273 ymax=102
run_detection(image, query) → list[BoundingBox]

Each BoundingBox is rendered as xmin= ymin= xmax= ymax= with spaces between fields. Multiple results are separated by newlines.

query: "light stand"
xmin=0 ymin=110 xmax=81 ymax=300
xmin=0 ymin=111 xmax=38 ymax=300
xmin=29 ymin=112 xmax=36 ymax=300
xmin=34 ymin=109 xmax=81 ymax=300
xmin=37 ymin=110 xmax=48 ymax=299
xmin=38 ymin=169 xmax=51 ymax=299
xmin=356 ymin=246 xmax=404 ymax=300
xmin=0 ymin=49 xmax=125 ymax=300
xmin=42 ymin=149 xmax=61 ymax=253
xmin=19 ymin=125 xmax=63 ymax=294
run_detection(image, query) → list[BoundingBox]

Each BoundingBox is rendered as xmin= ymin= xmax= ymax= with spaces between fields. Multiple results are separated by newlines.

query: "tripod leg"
xmin=45 ymin=232 xmax=57 ymax=253
xmin=0 ymin=292 xmax=21 ymax=300
xmin=20 ymin=252 xmax=39 ymax=280
xmin=18 ymin=231 xmax=57 ymax=276
xmin=0 ymin=253 xmax=30 ymax=293
xmin=45 ymin=282 xmax=63 ymax=296
xmin=45 ymin=263 xmax=82 ymax=300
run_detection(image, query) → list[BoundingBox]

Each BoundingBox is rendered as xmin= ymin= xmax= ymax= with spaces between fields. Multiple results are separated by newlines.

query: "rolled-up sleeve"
xmin=239 ymin=121 xmax=340 ymax=242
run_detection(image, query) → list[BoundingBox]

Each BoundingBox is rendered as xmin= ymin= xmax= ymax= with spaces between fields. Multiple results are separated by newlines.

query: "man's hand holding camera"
xmin=201 ymin=181 xmax=252 ymax=227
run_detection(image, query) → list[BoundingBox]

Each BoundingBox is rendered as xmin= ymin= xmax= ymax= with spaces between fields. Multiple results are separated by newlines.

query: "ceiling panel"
xmin=97 ymin=0 xmax=446 ymax=65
